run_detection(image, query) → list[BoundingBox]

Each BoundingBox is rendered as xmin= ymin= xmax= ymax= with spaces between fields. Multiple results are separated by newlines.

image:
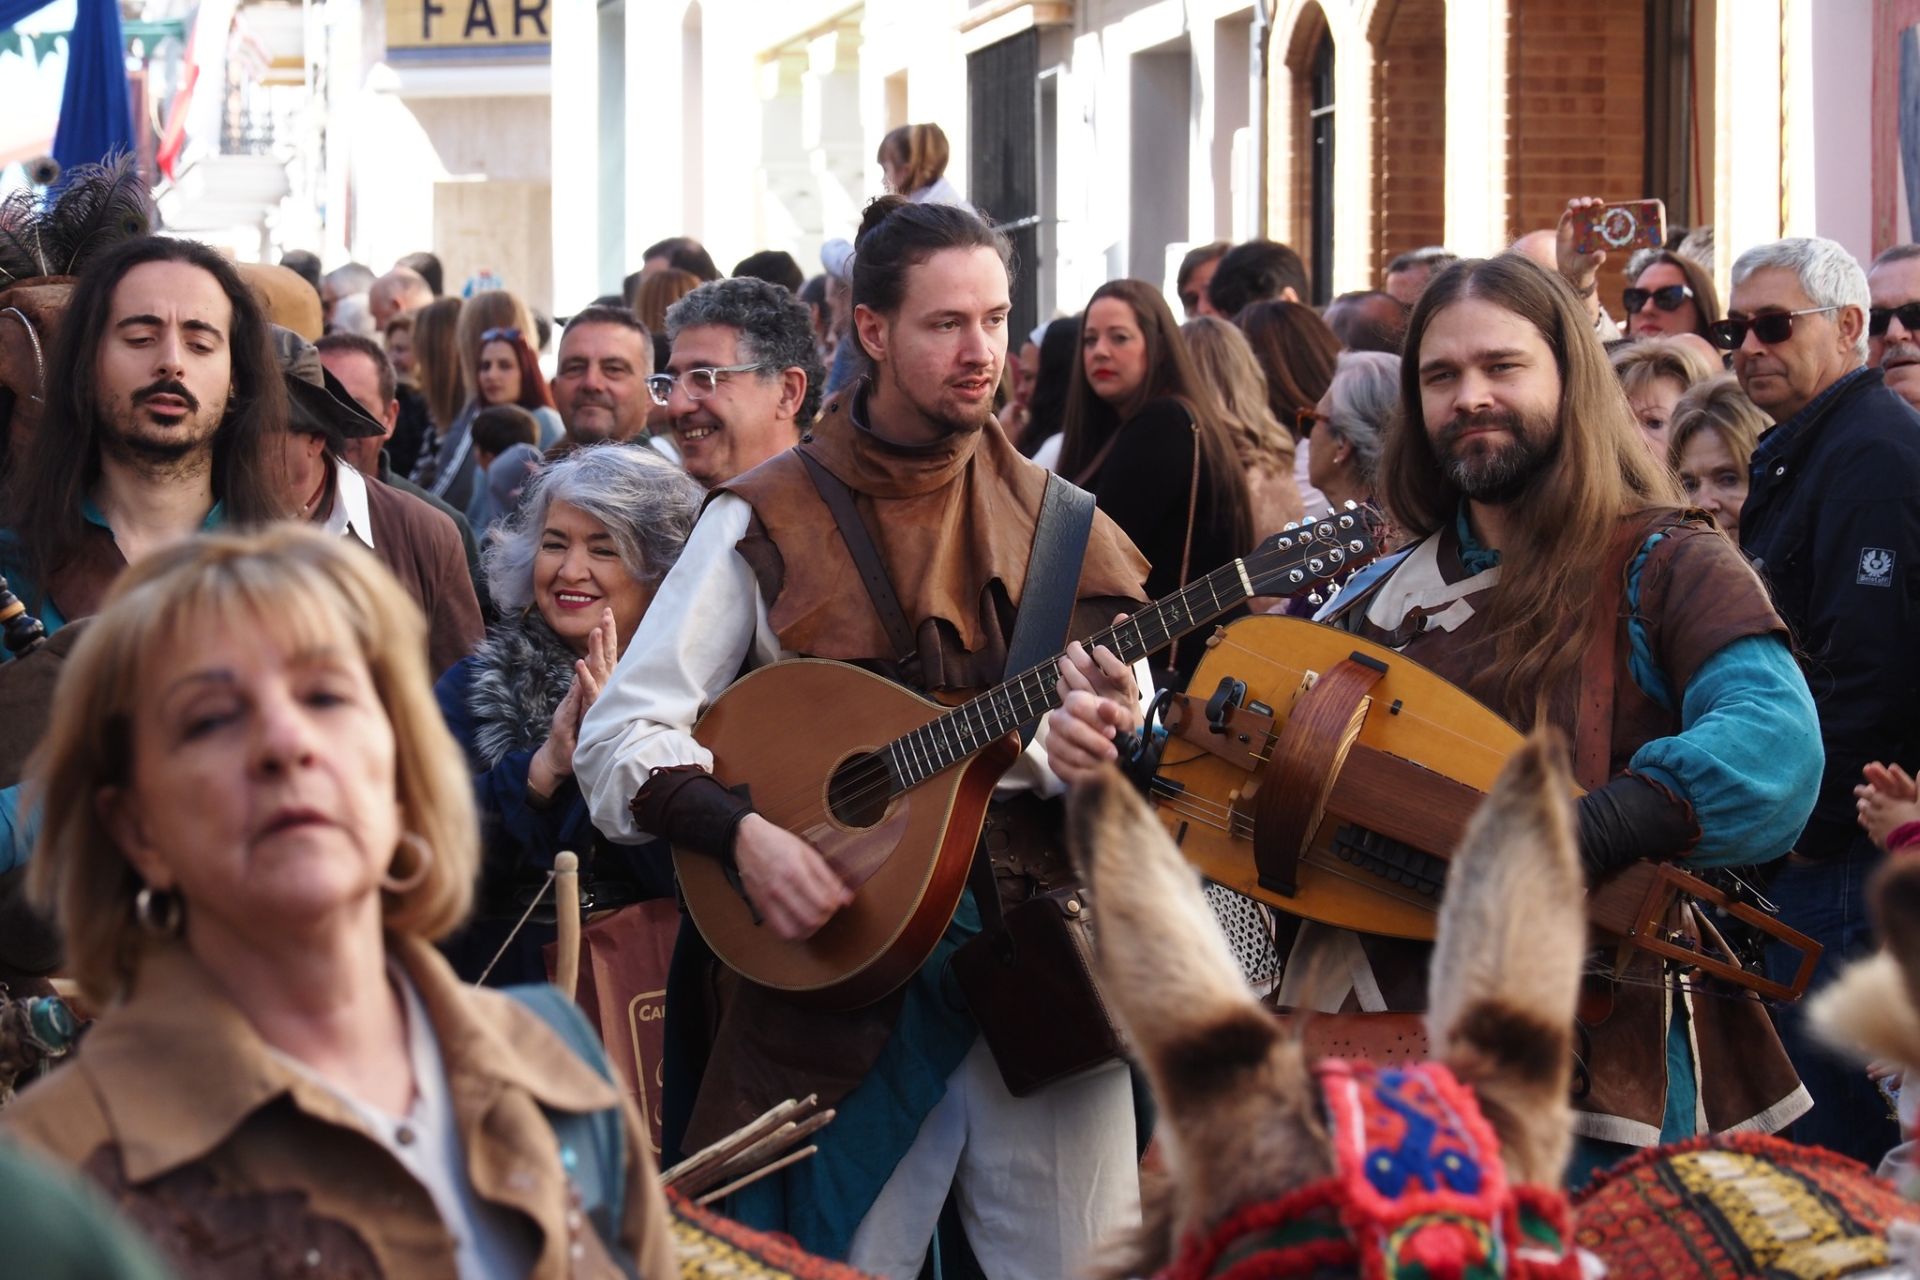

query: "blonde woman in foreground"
xmin=4 ymin=526 xmax=674 ymax=1279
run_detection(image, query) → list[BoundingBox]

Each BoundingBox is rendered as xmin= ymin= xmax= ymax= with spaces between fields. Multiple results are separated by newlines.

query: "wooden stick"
xmin=661 ymin=1095 xmax=817 ymax=1188
xmin=704 ymin=1110 xmax=838 ymax=1188
xmin=696 ymin=1145 xmax=820 ymax=1207
xmin=552 ymin=851 xmax=581 ymax=1001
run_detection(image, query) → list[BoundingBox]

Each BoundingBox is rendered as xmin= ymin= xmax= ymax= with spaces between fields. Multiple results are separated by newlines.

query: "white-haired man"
xmin=1726 ymin=235 xmax=1920 ymax=1166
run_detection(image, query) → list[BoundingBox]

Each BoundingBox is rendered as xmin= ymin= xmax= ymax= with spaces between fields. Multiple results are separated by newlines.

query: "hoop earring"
xmin=382 ymin=833 xmax=434 ymax=895
xmin=134 ymin=885 xmax=183 ymax=937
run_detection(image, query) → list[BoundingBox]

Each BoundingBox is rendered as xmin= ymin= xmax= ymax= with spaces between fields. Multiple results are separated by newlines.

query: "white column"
xmin=1331 ymin=2 xmax=1372 ymax=295
xmin=550 ymin=0 xmax=601 ymax=311
xmin=1442 ymin=0 xmax=1508 ymax=257
xmin=1713 ymin=0 xmax=1783 ymax=300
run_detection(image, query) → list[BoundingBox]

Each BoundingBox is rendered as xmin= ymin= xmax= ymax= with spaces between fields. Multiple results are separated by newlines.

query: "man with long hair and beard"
xmin=1306 ymin=254 xmax=1824 ymax=1183
xmin=575 ymin=197 xmax=1152 ymax=1275
xmin=1 ymin=235 xmax=285 ymax=636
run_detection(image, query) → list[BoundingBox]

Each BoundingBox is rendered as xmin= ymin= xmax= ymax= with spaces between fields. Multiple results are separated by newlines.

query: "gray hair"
xmin=1387 ymin=246 xmax=1458 ymax=275
xmin=1872 ymin=243 xmax=1920 ymax=272
xmin=1323 ymin=350 xmax=1400 ymax=492
xmin=483 ymin=443 xmax=705 ymax=614
xmin=665 ymin=276 xmax=827 ymax=424
xmin=323 ymin=262 xmax=376 ymax=296
xmin=1730 ymin=236 xmax=1870 ymax=360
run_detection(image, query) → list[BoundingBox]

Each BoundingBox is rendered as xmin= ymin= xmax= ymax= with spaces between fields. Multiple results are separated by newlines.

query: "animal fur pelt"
xmin=464 ymin=610 xmax=578 ymax=768
xmin=0 ymin=153 xmax=155 ymax=289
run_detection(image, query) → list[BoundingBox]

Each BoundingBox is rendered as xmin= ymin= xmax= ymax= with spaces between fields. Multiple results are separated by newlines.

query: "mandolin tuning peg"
xmin=1342 ymin=499 xmax=1358 ymax=510
xmin=1307 ymin=591 xmax=1324 ymax=605
xmin=1283 ymin=522 xmax=1300 ymax=532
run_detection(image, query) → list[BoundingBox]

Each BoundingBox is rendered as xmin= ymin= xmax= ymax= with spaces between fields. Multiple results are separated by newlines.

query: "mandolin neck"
xmin=881 ymin=559 xmax=1258 ymax=792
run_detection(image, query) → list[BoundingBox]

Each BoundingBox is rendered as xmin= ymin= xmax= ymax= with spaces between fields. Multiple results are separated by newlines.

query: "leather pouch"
xmin=951 ymin=885 xmax=1124 ymax=1097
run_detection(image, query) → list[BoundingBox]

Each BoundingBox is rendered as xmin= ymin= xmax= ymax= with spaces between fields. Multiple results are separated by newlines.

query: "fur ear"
xmin=1067 ymin=768 xmax=1267 ymax=1072
xmin=1070 ymin=770 xmax=1333 ymax=1276
xmin=1426 ymin=730 xmax=1584 ymax=1186
xmin=1811 ymin=856 xmax=1920 ymax=1071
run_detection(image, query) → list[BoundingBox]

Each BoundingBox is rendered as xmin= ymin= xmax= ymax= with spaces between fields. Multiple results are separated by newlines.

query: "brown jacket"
xmin=349 ymin=466 xmax=485 ymax=678
xmin=3 ymin=937 xmax=676 ymax=1280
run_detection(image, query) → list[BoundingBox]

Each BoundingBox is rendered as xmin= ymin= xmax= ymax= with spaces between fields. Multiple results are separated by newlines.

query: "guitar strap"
xmin=1573 ymin=524 xmax=1641 ymax=792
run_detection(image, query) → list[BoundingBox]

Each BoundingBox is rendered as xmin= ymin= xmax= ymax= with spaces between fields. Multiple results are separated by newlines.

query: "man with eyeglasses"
xmin=651 ymin=276 xmax=824 ymax=487
xmin=1868 ymin=244 xmax=1920 ymax=413
xmin=1727 ymin=235 xmax=1920 ymax=1167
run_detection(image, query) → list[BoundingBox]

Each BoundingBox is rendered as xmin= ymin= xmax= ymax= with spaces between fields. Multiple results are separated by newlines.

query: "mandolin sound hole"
xmin=827 ymin=752 xmax=894 ymax=829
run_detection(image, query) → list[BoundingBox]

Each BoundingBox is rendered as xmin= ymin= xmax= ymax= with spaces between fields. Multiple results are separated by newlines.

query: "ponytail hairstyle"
xmin=849 ymin=195 xmax=1014 ymax=371
xmin=878 ymin=123 xmax=952 ymax=197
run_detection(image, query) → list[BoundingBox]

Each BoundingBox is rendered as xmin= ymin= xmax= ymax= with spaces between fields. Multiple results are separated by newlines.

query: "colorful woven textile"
xmin=1159 ymin=1060 xmax=1581 ymax=1280
xmin=1573 ymin=1131 xmax=1920 ymax=1280
xmin=669 ymin=1189 xmax=881 ymax=1278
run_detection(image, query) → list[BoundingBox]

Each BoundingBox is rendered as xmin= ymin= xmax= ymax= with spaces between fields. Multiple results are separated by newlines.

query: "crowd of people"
xmin=1 ymin=120 xmax=1920 ymax=1278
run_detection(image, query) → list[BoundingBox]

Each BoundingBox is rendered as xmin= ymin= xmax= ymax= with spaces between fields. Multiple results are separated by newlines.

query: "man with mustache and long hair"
xmin=1 ymin=235 xmax=284 ymax=639
xmin=1305 ymin=254 xmax=1824 ymax=1183
xmin=576 ymin=196 xmax=1151 ymax=1276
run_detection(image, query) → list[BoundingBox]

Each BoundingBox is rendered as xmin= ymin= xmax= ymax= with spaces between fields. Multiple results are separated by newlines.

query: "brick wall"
xmin=1371 ymin=0 xmax=1447 ymax=285
xmin=1507 ymin=0 xmax=1648 ymax=310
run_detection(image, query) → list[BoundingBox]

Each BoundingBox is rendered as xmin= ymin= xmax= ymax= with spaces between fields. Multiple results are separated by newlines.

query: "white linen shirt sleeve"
xmin=574 ymin=494 xmax=785 ymax=842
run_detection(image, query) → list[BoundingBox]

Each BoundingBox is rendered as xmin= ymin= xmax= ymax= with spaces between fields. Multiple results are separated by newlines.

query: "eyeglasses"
xmin=645 ymin=363 xmax=769 ymax=407
xmin=1295 ymin=408 xmax=1329 ymax=435
xmin=1623 ymin=284 xmax=1695 ymax=315
xmin=1706 ymin=306 xmax=1843 ymax=351
xmin=480 ymin=327 xmax=523 ymax=343
xmin=1869 ymin=303 xmax=1920 ymax=338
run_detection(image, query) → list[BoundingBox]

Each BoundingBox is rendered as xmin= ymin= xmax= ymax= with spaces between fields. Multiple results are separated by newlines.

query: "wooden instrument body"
xmin=1153 ymin=615 xmax=1821 ymax=1000
xmin=673 ymin=660 xmax=1019 ymax=1010
xmin=1156 ymin=614 xmax=1523 ymax=940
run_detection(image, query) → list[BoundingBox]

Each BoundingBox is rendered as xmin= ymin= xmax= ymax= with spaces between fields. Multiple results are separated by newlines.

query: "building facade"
xmin=547 ymin=0 xmax=1885 ymax=327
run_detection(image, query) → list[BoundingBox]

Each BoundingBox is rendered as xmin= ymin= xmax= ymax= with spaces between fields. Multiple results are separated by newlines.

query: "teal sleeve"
xmin=1628 ymin=633 xmax=1823 ymax=868
xmin=0 ymin=783 xmax=36 ymax=876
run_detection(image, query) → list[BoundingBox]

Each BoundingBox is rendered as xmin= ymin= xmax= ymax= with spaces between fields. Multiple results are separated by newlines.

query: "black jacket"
xmin=1740 ymin=367 xmax=1920 ymax=860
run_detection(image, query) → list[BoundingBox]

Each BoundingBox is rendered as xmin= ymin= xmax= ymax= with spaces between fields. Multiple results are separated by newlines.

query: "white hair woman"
xmin=4 ymin=525 xmax=676 ymax=1278
xmin=434 ymin=443 xmax=705 ymax=985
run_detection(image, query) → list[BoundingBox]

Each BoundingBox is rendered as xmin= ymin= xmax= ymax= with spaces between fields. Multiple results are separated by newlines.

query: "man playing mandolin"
xmin=575 ymin=197 xmax=1153 ymax=1276
xmin=1311 ymin=253 xmax=1824 ymax=1182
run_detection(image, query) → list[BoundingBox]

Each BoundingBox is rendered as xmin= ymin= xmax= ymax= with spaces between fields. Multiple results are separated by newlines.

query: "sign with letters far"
xmin=386 ymin=0 xmax=549 ymax=59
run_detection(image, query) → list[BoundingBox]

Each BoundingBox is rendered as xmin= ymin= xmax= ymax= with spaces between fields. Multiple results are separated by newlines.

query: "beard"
xmin=882 ymin=361 xmax=995 ymax=438
xmin=98 ymin=379 xmax=226 ymax=475
xmin=1435 ymin=405 xmax=1560 ymax=505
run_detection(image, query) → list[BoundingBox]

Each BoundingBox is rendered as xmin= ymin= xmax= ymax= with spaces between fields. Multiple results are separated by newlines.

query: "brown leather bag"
xmin=951 ymin=884 xmax=1124 ymax=1096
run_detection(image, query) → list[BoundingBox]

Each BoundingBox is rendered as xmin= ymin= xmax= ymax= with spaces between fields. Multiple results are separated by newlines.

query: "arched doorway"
xmin=1284 ymin=3 xmax=1334 ymax=304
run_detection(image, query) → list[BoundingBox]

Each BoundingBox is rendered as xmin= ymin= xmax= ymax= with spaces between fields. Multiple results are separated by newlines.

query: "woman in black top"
xmin=1058 ymin=279 xmax=1254 ymax=687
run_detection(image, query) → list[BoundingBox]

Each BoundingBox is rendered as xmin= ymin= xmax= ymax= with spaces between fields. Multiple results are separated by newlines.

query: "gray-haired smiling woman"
xmin=434 ymin=443 xmax=704 ymax=984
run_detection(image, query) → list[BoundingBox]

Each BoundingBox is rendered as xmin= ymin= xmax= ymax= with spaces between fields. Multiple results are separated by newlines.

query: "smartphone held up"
xmin=1573 ymin=199 xmax=1667 ymax=257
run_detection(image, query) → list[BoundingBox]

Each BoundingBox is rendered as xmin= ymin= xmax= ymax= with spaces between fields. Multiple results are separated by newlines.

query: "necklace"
xmin=300 ymin=467 xmax=330 ymax=519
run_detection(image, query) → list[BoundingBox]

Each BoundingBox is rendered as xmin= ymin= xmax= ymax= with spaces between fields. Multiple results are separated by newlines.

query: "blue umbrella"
xmin=49 ymin=0 xmax=131 ymax=174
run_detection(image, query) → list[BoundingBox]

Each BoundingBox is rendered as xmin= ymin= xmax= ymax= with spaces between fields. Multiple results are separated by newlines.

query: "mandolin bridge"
xmin=1330 ymin=824 xmax=1447 ymax=899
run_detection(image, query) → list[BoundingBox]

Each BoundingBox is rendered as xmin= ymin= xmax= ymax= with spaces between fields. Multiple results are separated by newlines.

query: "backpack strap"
xmin=504 ymin=983 xmax=638 ymax=1279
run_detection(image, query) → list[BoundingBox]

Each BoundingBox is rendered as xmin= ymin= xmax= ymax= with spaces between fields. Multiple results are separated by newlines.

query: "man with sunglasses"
xmin=653 ymin=276 xmax=824 ymax=487
xmin=1868 ymin=244 xmax=1920 ymax=413
xmin=1729 ymin=236 xmax=1920 ymax=1166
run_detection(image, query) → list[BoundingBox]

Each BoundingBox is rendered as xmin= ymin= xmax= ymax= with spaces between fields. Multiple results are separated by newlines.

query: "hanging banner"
xmin=384 ymin=0 xmax=549 ymax=60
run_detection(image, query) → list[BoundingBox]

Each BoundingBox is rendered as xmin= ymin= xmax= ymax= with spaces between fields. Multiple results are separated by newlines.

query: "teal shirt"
xmin=1455 ymin=514 xmax=1823 ymax=1148
xmin=0 ymin=499 xmax=227 ymax=874
xmin=0 ymin=496 xmax=228 ymax=648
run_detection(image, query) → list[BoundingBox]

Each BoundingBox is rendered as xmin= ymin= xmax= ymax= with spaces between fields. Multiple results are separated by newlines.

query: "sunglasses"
xmin=480 ymin=327 xmax=523 ymax=343
xmin=1707 ymin=305 xmax=1842 ymax=351
xmin=1869 ymin=303 xmax=1920 ymax=338
xmin=1295 ymin=407 xmax=1329 ymax=435
xmin=1623 ymin=284 xmax=1695 ymax=314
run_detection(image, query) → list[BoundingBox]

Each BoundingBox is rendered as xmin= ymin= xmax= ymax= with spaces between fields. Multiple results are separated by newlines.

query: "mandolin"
xmin=1150 ymin=614 xmax=1820 ymax=1002
xmin=673 ymin=507 xmax=1382 ymax=1010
